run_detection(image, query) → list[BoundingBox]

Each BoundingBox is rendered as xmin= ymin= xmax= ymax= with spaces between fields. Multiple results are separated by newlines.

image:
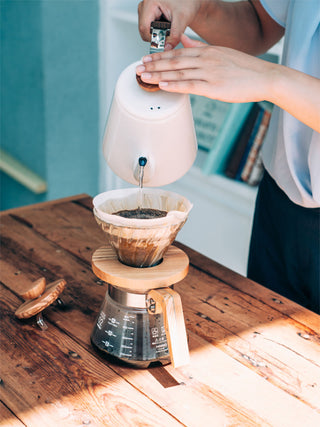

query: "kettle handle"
xmin=147 ymin=287 xmax=190 ymax=368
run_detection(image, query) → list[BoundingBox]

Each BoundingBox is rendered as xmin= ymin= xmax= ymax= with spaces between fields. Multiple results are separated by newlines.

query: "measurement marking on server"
xmin=156 ymin=343 xmax=167 ymax=348
xmin=156 ymin=344 xmax=168 ymax=353
xmin=119 ymin=352 xmax=132 ymax=358
xmin=96 ymin=312 xmax=106 ymax=330
xmin=105 ymin=329 xmax=117 ymax=337
xmin=121 ymin=345 xmax=133 ymax=349
xmin=102 ymin=340 xmax=114 ymax=349
xmin=107 ymin=317 xmax=120 ymax=328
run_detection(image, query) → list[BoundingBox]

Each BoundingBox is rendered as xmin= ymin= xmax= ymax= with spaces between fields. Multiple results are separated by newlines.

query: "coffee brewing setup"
xmin=91 ymin=19 xmax=197 ymax=368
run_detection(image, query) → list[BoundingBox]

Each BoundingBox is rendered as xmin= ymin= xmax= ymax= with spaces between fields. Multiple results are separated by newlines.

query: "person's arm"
xmin=138 ymin=0 xmax=284 ymax=54
xmin=190 ymin=0 xmax=284 ymax=54
xmin=268 ymin=63 xmax=320 ymax=133
xmin=136 ymin=35 xmax=320 ymax=133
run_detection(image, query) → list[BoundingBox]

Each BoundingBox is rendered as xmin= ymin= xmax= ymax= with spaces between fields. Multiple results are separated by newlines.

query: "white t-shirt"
xmin=260 ymin=0 xmax=320 ymax=207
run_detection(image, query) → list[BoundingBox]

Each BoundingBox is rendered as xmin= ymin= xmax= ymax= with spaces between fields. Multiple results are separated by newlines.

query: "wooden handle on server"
xmin=147 ymin=287 xmax=190 ymax=368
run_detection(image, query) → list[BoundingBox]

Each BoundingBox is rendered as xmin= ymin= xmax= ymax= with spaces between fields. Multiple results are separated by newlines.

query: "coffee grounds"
xmin=113 ymin=208 xmax=167 ymax=219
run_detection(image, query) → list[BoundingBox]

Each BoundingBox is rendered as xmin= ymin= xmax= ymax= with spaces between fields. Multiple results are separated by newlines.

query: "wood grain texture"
xmin=1 ymin=284 xmax=181 ymax=427
xmin=92 ymin=245 xmax=189 ymax=292
xmin=1 ymin=196 xmax=320 ymax=427
xmin=15 ymin=279 xmax=66 ymax=319
xmin=18 ymin=276 xmax=46 ymax=300
xmin=0 ymin=402 xmax=24 ymax=427
xmin=0 ymin=284 xmax=260 ymax=427
xmin=148 ymin=288 xmax=190 ymax=368
xmin=0 ymin=193 xmax=89 ymax=216
xmin=174 ymin=241 xmax=320 ymax=335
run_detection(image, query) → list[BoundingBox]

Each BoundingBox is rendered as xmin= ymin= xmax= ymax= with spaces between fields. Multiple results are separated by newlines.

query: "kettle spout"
xmin=134 ymin=157 xmax=148 ymax=188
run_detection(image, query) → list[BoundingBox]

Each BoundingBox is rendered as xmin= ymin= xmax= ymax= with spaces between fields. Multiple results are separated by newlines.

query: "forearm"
xmin=190 ymin=0 xmax=283 ymax=55
xmin=267 ymin=64 xmax=320 ymax=133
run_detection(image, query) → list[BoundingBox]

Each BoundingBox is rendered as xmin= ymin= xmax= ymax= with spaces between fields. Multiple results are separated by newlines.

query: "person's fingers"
xmin=136 ymin=54 xmax=205 ymax=80
xmin=137 ymin=54 xmax=201 ymax=75
xmin=138 ymin=1 xmax=162 ymax=42
xmin=140 ymin=67 xmax=205 ymax=84
xmin=158 ymin=79 xmax=209 ymax=96
xmin=141 ymin=45 xmax=204 ymax=65
xmin=166 ymin=14 xmax=187 ymax=48
xmin=138 ymin=2 xmax=190 ymax=49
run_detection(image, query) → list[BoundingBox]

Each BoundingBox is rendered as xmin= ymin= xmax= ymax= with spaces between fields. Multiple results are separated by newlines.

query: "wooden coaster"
xmin=92 ymin=245 xmax=189 ymax=293
xmin=15 ymin=279 xmax=66 ymax=319
xmin=136 ymin=73 xmax=160 ymax=92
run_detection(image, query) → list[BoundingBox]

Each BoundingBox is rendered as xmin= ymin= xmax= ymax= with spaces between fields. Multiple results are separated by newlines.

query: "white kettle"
xmin=103 ymin=61 xmax=197 ymax=187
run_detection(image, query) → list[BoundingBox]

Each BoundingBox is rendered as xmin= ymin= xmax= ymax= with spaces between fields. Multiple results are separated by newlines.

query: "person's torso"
xmin=260 ymin=0 xmax=320 ymax=207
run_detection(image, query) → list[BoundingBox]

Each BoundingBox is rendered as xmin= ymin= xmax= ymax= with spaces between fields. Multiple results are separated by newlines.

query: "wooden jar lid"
xmin=15 ymin=279 xmax=66 ymax=319
xmin=92 ymin=245 xmax=189 ymax=293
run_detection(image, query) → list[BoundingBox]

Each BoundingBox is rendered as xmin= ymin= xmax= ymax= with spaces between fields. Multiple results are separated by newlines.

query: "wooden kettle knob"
xmin=147 ymin=287 xmax=190 ymax=368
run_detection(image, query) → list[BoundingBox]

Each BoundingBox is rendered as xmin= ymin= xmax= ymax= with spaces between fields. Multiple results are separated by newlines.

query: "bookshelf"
xmin=99 ymin=0 xmax=282 ymax=275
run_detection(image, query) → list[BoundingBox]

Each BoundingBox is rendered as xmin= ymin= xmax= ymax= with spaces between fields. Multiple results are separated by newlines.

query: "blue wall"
xmin=1 ymin=0 xmax=99 ymax=210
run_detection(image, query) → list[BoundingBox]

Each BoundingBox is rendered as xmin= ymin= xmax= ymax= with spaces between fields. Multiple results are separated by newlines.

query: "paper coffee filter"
xmin=93 ymin=188 xmax=192 ymax=267
xmin=93 ymin=188 xmax=193 ymax=228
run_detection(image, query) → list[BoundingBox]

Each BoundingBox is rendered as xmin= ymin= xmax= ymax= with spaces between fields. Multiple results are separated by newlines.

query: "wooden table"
xmin=1 ymin=194 xmax=320 ymax=427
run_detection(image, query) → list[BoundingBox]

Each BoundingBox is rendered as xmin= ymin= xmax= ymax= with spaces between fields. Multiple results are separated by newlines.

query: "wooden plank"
xmin=2 ymin=199 xmax=320 ymax=425
xmin=4 ymin=202 xmax=320 ymax=410
xmin=174 ymin=241 xmax=320 ymax=334
xmin=2 ymin=204 xmax=319 ymax=407
xmin=176 ymin=275 xmax=320 ymax=410
xmin=0 ymin=194 xmax=89 ymax=217
xmin=0 ymin=214 xmax=107 ymax=344
xmin=3 ymin=198 xmax=104 ymax=264
xmin=0 ymin=402 xmax=25 ymax=427
xmin=0 ymin=216 xmax=266 ymax=425
xmin=179 ymin=332 xmax=320 ymax=427
xmin=74 ymin=196 xmax=93 ymax=210
xmin=0 ymin=284 xmax=181 ymax=427
xmin=176 ymin=268 xmax=320 ymax=364
xmin=4 ymin=283 xmax=314 ymax=427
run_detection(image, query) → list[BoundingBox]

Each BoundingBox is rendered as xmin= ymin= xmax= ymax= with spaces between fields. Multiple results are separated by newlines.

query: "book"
xmin=224 ymin=103 xmax=261 ymax=179
xmin=201 ymin=102 xmax=255 ymax=175
xmin=190 ymin=96 xmax=231 ymax=151
xmin=241 ymin=109 xmax=271 ymax=182
xmin=247 ymin=153 xmax=264 ymax=186
xmin=234 ymin=105 xmax=265 ymax=181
